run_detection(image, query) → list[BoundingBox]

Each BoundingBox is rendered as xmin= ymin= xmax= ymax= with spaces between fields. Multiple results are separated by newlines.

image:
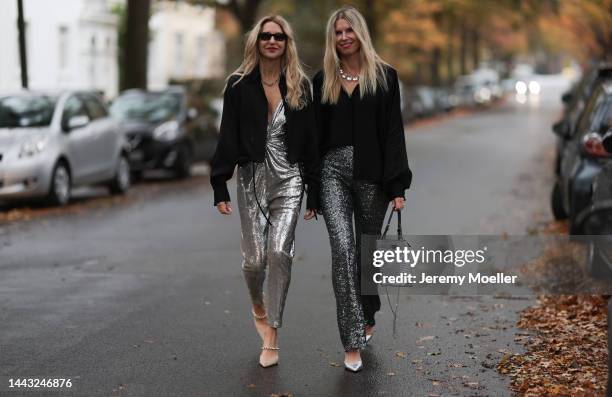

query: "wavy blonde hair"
xmin=321 ymin=6 xmax=389 ymax=104
xmin=227 ymin=15 xmax=309 ymax=110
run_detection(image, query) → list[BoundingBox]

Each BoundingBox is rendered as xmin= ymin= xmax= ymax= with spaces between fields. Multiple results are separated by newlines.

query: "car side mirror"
xmin=67 ymin=115 xmax=90 ymax=131
xmin=603 ymin=130 xmax=612 ymax=154
xmin=561 ymin=92 xmax=573 ymax=104
xmin=552 ymin=120 xmax=570 ymax=138
xmin=187 ymin=107 xmax=198 ymax=121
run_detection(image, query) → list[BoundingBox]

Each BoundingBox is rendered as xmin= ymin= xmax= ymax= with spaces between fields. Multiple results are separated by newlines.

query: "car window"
xmin=0 ymin=95 xmax=56 ymax=128
xmin=81 ymin=94 xmax=107 ymax=120
xmin=575 ymin=87 xmax=606 ymax=137
xmin=62 ymin=96 xmax=88 ymax=127
xmin=594 ymin=99 xmax=612 ymax=134
xmin=109 ymin=92 xmax=181 ymax=123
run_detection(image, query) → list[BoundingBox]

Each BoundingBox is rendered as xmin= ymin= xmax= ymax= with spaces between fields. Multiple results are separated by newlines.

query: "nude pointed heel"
xmin=259 ymin=346 xmax=279 ymax=368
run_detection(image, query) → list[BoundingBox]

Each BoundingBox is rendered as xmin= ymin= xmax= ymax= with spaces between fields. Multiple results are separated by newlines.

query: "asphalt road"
xmin=0 ymin=78 xmax=570 ymax=397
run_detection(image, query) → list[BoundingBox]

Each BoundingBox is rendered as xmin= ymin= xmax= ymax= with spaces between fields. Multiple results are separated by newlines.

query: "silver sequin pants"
xmin=321 ymin=146 xmax=388 ymax=351
xmin=236 ymin=162 xmax=302 ymax=328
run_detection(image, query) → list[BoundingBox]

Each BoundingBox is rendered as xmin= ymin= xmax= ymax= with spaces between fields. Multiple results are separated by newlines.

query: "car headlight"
xmin=153 ymin=120 xmax=180 ymax=142
xmin=515 ymin=81 xmax=527 ymax=95
xmin=528 ymin=81 xmax=541 ymax=95
xmin=19 ymin=136 xmax=49 ymax=158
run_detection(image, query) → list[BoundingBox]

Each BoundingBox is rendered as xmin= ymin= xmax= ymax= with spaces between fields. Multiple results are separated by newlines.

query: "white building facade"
xmin=0 ymin=0 xmax=225 ymax=98
xmin=0 ymin=0 xmax=119 ymax=97
xmin=148 ymin=1 xmax=226 ymax=90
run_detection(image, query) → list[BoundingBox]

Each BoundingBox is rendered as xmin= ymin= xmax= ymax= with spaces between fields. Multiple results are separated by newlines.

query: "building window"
xmin=196 ymin=35 xmax=206 ymax=75
xmin=174 ymin=32 xmax=184 ymax=76
xmin=89 ymin=34 xmax=97 ymax=87
xmin=58 ymin=26 xmax=69 ymax=70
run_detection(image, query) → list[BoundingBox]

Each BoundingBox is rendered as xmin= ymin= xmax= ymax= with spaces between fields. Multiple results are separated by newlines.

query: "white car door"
xmin=81 ymin=94 xmax=118 ymax=180
xmin=62 ymin=95 xmax=98 ymax=183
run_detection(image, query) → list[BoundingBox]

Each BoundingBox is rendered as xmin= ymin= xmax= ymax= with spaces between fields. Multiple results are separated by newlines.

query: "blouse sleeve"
xmin=301 ymin=79 xmax=320 ymax=210
xmin=383 ymin=67 xmax=412 ymax=199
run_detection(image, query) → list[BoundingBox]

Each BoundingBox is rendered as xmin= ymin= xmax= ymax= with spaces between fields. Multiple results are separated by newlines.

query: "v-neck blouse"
xmin=325 ymin=84 xmax=360 ymax=149
xmin=313 ymin=66 xmax=412 ymax=199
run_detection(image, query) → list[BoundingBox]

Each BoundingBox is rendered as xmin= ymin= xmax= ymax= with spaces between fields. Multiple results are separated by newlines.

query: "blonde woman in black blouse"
xmin=313 ymin=6 xmax=412 ymax=372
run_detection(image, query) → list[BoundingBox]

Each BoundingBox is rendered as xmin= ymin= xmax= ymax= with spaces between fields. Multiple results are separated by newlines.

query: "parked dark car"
xmin=109 ymin=86 xmax=218 ymax=179
xmin=552 ymin=80 xmax=612 ymax=233
xmin=552 ymin=62 xmax=612 ymax=181
xmin=580 ymin=132 xmax=612 ymax=278
xmin=608 ymin=299 xmax=612 ymax=397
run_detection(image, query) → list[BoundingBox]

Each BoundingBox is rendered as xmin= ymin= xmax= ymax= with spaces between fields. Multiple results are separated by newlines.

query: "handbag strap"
xmin=381 ymin=207 xmax=403 ymax=239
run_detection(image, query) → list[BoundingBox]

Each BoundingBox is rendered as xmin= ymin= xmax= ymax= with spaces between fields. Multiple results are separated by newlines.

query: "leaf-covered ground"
xmin=498 ymin=221 xmax=609 ymax=396
xmin=498 ymin=295 xmax=608 ymax=396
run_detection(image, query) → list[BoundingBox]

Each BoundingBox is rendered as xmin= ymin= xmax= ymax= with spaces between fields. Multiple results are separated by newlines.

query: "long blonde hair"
xmin=322 ymin=6 xmax=389 ymax=104
xmin=227 ymin=15 xmax=309 ymax=110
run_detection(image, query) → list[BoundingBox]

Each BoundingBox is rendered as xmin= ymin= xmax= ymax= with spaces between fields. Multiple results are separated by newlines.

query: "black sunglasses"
xmin=258 ymin=32 xmax=287 ymax=42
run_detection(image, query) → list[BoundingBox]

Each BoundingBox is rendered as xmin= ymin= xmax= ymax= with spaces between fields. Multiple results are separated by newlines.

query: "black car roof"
xmin=596 ymin=63 xmax=612 ymax=78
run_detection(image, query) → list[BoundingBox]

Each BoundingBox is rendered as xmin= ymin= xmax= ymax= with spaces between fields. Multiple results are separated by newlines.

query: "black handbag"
xmin=376 ymin=208 xmax=410 ymax=337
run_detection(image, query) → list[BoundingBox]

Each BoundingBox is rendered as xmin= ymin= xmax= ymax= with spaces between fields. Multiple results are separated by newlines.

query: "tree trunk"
xmin=227 ymin=0 xmax=262 ymax=34
xmin=460 ymin=24 xmax=468 ymax=75
xmin=121 ymin=0 xmax=150 ymax=91
xmin=431 ymin=47 xmax=441 ymax=87
xmin=446 ymin=13 xmax=454 ymax=86
xmin=364 ymin=0 xmax=377 ymax=42
xmin=471 ymin=29 xmax=480 ymax=70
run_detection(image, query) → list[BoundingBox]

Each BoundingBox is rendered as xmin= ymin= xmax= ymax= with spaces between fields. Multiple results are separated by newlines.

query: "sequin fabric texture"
xmin=320 ymin=146 xmax=389 ymax=351
xmin=236 ymin=102 xmax=303 ymax=328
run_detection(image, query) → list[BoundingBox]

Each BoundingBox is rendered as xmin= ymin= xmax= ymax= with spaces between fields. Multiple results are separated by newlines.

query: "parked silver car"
xmin=0 ymin=91 xmax=130 ymax=205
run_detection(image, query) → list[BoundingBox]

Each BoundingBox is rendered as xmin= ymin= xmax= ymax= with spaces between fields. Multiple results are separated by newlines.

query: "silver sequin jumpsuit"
xmin=236 ymin=102 xmax=303 ymax=328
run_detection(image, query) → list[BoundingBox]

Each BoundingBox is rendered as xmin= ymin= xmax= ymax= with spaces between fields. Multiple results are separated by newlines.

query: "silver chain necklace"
xmin=339 ymin=67 xmax=359 ymax=82
xmin=262 ymin=76 xmax=280 ymax=87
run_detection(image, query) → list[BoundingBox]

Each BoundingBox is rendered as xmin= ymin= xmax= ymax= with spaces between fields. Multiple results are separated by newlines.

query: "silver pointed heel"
xmin=259 ymin=346 xmax=279 ymax=368
xmin=344 ymin=360 xmax=363 ymax=372
xmin=365 ymin=333 xmax=373 ymax=344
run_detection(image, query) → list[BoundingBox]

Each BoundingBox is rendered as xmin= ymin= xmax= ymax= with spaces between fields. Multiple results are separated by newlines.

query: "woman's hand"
xmin=392 ymin=197 xmax=405 ymax=211
xmin=304 ymin=209 xmax=317 ymax=220
xmin=217 ymin=201 xmax=232 ymax=215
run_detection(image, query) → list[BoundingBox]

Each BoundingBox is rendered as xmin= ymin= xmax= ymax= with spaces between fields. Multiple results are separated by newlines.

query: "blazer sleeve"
xmin=383 ymin=67 xmax=412 ymax=199
xmin=301 ymin=80 xmax=321 ymax=211
xmin=210 ymin=76 xmax=240 ymax=205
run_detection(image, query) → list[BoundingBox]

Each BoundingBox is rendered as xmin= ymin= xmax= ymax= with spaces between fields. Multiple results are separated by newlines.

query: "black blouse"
xmin=326 ymin=88 xmax=356 ymax=149
xmin=313 ymin=65 xmax=412 ymax=199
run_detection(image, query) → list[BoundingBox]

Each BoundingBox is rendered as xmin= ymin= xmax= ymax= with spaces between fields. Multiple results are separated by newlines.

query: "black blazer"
xmin=313 ymin=65 xmax=412 ymax=199
xmin=210 ymin=68 xmax=319 ymax=209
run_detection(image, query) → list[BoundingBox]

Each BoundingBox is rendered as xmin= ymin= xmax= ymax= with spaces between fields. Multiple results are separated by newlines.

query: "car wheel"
xmin=108 ymin=154 xmax=130 ymax=195
xmin=174 ymin=144 xmax=192 ymax=179
xmin=551 ymin=180 xmax=567 ymax=220
xmin=48 ymin=162 xmax=71 ymax=206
